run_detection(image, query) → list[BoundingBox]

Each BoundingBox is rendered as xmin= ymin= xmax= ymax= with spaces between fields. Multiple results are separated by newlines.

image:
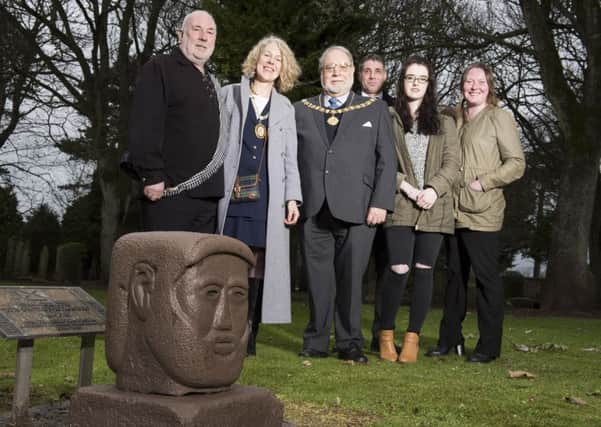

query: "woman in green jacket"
xmin=426 ymin=63 xmax=525 ymax=363
xmin=379 ymin=56 xmax=460 ymax=363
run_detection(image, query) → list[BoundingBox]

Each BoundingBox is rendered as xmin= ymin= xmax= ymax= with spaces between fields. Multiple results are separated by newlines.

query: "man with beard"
xmin=295 ymin=46 xmax=396 ymax=363
xmin=128 ymin=10 xmax=223 ymax=232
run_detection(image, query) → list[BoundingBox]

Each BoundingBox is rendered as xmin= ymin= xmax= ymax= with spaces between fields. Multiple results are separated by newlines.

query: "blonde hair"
xmin=242 ymin=35 xmax=301 ymax=93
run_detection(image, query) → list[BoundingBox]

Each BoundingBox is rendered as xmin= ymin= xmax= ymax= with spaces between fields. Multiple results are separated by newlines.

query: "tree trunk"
xmin=590 ymin=170 xmax=601 ymax=305
xmin=98 ymin=160 xmax=122 ymax=285
xmin=542 ymin=145 xmax=600 ymax=310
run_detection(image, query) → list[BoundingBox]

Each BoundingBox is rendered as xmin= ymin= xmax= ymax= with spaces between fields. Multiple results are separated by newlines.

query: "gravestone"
xmin=37 ymin=246 xmax=49 ymax=281
xmin=3 ymin=237 xmax=16 ymax=277
xmin=55 ymin=242 xmax=85 ymax=284
xmin=70 ymin=232 xmax=285 ymax=427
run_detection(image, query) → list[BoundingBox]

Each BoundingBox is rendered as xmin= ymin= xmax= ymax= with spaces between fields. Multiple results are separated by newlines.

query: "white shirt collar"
xmin=361 ymin=90 xmax=383 ymax=99
xmin=323 ymin=92 xmax=350 ymax=107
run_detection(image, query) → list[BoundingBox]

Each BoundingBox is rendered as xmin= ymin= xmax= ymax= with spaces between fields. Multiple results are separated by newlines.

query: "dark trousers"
xmin=437 ymin=230 xmax=504 ymax=357
xmin=370 ymin=226 xmax=388 ymax=340
xmin=141 ymin=194 xmax=218 ymax=233
xmin=380 ymin=226 xmax=443 ymax=332
xmin=300 ymin=205 xmax=376 ymax=352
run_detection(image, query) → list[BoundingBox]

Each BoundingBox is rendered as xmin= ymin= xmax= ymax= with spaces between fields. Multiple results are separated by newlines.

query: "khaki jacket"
xmin=454 ymin=105 xmax=525 ymax=231
xmin=385 ymin=108 xmax=460 ymax=234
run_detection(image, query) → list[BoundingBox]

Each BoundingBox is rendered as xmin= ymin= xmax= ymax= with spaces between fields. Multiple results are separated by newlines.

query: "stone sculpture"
xmin=70 ymin=232 xmax=285 ymax=426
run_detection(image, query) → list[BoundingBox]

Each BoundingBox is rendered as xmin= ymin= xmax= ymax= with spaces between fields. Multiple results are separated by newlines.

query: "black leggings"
xmin=380 ymin=226 xmax=443 ymax=332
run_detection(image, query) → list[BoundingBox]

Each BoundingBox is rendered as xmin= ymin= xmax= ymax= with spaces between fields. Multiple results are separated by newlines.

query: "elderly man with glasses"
xmin=294 ymin=46 xmax=396 ymax=364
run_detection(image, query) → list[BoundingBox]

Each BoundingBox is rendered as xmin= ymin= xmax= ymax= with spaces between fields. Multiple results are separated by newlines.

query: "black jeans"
xmin=380 ymin=226 xmax=443 ymax=332
xmin=437 ymin=230 xmax=504 ymax=357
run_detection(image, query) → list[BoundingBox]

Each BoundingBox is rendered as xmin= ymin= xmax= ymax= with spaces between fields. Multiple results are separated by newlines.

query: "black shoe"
xmin=338 ymin=346 xmax=368 ymax=364
xmin=369 ymin=338 xmax=379 ymax=353
xmin=425 ymin=344 xmax=465 ymax=357
xmin=298 ymin=348 xmax=329 ymax=358
xmin=466 ymin=352 xmax=496 ymax=363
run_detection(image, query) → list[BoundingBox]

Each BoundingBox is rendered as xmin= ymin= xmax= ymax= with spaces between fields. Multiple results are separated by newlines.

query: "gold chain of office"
xmin=302 ymin=97 xmax=377 ymax=126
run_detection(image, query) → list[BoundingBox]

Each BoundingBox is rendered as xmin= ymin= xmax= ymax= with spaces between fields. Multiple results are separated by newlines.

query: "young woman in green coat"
xmin=379 ymin=56 xmax=460 ymax=363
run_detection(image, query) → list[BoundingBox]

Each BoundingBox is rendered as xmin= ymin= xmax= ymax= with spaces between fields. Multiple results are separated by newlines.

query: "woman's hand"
xmin=400 ymin=180 xmax=420 ymax=201
xmin=416 ymin=188 xmax=438 ymax=210
xmin=469 ymin=179 xmax=484 ymax=192
xmin=284 ymin=200 xmax=300 ymax=225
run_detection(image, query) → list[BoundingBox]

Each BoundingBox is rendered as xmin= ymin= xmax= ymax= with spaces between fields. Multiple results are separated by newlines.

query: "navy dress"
xmin=223 ymin=99 xmax=270 ymax=248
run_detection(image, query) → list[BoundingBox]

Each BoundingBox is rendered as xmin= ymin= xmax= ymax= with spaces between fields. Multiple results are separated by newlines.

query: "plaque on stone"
xmin=0 ymin=286 xmax=105 ymax=339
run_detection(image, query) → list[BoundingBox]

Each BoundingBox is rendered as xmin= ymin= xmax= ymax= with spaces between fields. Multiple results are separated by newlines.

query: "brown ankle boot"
xmin=379 ymin=330 xmax=398 ymax=362
xmin=398 ymin=332 xmax=419 ymax=363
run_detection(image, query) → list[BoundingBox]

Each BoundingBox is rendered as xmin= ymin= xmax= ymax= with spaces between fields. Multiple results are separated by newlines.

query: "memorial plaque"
xmin=0 ymin=286 xmax=105 ymax=339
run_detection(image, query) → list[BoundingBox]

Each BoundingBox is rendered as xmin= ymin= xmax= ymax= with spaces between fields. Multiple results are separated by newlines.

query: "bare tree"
xmin=0 ymin=0 xmax=183 ymax=283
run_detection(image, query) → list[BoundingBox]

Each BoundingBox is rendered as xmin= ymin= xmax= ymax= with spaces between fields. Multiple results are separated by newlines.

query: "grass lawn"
xmin=1 ymin=286 xmax=600 ymax=426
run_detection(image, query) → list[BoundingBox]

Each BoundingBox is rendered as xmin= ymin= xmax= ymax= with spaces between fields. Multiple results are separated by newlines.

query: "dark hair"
xmin=394 ymin=56 xmax=440 ymax=135
xmin=358 ymin=53 xmax=385 ymax=72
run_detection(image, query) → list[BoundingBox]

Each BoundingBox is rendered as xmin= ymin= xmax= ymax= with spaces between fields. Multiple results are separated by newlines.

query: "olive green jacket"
xmin=385 ymin=108 xmax=460 ymax=234
xmin=454 ymin=105 xmax=525 ymax=232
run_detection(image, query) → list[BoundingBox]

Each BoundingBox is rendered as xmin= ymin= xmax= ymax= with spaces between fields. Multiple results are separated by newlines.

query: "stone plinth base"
xmin=70 ymin=384 xmax=284 ymax=427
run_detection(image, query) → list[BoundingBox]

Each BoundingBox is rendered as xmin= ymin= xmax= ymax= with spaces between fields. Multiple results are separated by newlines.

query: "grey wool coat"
xmin=217 ymin=76 xmax=303 ymax=324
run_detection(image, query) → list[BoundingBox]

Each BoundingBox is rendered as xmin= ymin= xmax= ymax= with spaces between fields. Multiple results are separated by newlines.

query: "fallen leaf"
xmin=564 ymin=396 xmax=586 ymax=405
xmin=508 ymin=370 xmax=536 ymax=379
xmin=539 ymin=343 xmax=567 ymax=351
xmin=524 ymin=330 xmax=533 ymax=334
xmin=513 ymin=343 xmax=531 ymax=352
xmin=302 ymin=360 xmax=312 ymax=367
xmin=513 ymin=342 xmax=567 ymax=353
xmin=581 ymin=347 xmax=601 ymax=352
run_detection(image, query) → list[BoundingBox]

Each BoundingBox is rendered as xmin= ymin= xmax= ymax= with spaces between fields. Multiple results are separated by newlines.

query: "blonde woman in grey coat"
xmin=217 ymin=36 xmax=302 ymax=355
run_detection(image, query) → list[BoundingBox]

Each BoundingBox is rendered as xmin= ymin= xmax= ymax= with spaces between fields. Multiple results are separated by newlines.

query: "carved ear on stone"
xmin=130 ymin=262 xmax=155 ymax=321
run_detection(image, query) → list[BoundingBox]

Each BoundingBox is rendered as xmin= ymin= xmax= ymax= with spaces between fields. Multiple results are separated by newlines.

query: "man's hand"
xmin=366 ymin=207 xmax=386 ymax=226
xmin=416 ymin=187 xmax=438 ymax=210
xmin=284 ymin=200 xmax=300 ymax=225
xmin=144 ymin=182 xmax=165 ymax=201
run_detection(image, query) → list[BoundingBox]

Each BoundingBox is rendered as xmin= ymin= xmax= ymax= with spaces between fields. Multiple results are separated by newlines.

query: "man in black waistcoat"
xmin=294 ymin=46 xmax=396 ymax=363
xmin=128 ymin=10 xmax=223 ymax=233
xmin=357 ymin=54 xmax=397 ymax=353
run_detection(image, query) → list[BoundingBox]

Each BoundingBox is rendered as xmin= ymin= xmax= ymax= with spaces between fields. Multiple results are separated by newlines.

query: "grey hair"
xmin=179 ymin=10 xmax=216 ymax=32
xmin=318 ymin=45 xmax=354 ymax=71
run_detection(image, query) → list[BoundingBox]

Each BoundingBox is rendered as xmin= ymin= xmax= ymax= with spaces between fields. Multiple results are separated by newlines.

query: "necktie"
xmin=328 ymin=97 xmax=341 ymax=109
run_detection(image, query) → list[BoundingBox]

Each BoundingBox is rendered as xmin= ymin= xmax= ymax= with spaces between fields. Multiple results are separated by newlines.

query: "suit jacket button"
xmin=325 ymin=170 xmax=329 ymax=174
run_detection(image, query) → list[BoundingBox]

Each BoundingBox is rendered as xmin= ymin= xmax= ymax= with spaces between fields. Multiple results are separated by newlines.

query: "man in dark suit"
xmin=295 ymin=46 xmax=396 ymax=363
xmin=357 ymin=54 xmax=397 ymax=353
xmin=128 ymin=10 xmax=223 ymax=233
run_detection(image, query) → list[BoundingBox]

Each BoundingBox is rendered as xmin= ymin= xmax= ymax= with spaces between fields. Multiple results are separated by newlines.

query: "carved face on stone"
xmin=105 ymin=232 xmax=255 ymax=396
xmin=144 ymin=253 xmax=249 ymax=388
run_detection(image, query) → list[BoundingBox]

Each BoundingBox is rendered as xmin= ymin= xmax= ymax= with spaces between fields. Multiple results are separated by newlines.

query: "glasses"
xmin=404 ymin=75 xmax=429 ymax=84
xmin=323 ymin=63 xmax=353 ymax=73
